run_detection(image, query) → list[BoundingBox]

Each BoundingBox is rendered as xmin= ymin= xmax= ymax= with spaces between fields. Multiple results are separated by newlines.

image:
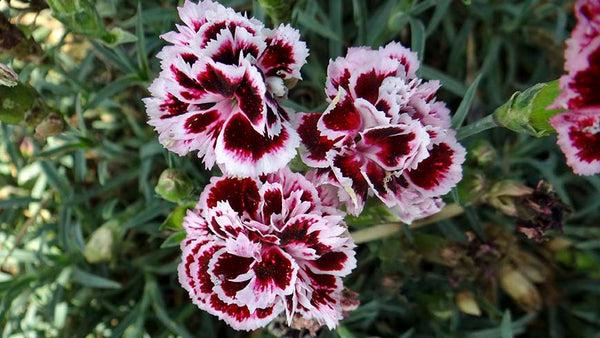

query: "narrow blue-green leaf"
xmin=122 ymin=203 xmax=172 ymax=231
xmin=409 ymin=18 xmax=426 ymax=62
xmin=420 ymin=65 xmax=467 ymax=96
xmin=365 ymin=0 xmax=397 ymax=46
xmin=1 ymin=123 xmax=25 ymax=169
xmin=135 ymin=1 xmax=149 ymax=80
xmin=501 ymin=310 xmax=513 ymax=338
xmin=85 ymin=75 xmax=139 ymax=110
xmin=295 ymin=10 xmax=341 ymax=41
xmin=151 ymin=285 xmax=194 ymax=338
xmin=352 ymin=0 xmax=367 ymax=45
xmin=409 ymin=0 xmax=438 ymax=15
xmin=40 ymin=161 xmax=71 ymax=196
xmin=90 ymin=41 xmax=136 ymax=74
xmin=71 ymin=267 xmax=122 ymax=289
xmin=73 ymin=149 xmax=87 ymax=182
xmin=329 ymin=0 xmax=342 ymax=58
xmin=451 ymin=73 xmax=482 ymax=129
xmin=0 ymin=197 xmax=40 ymax=209
xmin=426 ymin=0 xmax=451 ymax=36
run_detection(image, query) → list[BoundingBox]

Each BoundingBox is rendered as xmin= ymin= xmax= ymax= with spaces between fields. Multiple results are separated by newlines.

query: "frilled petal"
xmin=550 ymin=110 xmax=600 ymax=175
xmin=199 ymin=175 xmax=261 ymax=217
xmin=349 ymin=57 xmax=399 ymax=105
xmin=207 ymin=294 xmax=282 ymax=331
xmin=358 ymin=121 xmax=430 ymax=172
xmin=318 ymin=88 xmax=363 ymax=139
xmin=405 ymin=131 xmax=466 ymax=197
xmin=329 ymin=151 xmax=369 ymax=215
xmin=178 ymin=238 xmax=223 ymax=306
xmin=325 ymin=46 xmax=373 ymax=98
xmin=296 ymin=113 xmax=341 ymax=168
xmin=379 ymin=41 xmax=420 ymax=79
xmin=259 ymin=24 xmax=309 ymax=79
xmin=215 ymin=113 xmax=300 ymax=177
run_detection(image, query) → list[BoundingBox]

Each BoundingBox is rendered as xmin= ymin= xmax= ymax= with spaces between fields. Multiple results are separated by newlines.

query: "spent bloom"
xmin=178 ymin=168 xmax=356 ymax=331
xmin=296 ymin=42 xmax=465 ymax=223
xmin=548 ymin=0 xmax=600 ymax=175
xmin=144 ymin=0 xmax=308 ymax=177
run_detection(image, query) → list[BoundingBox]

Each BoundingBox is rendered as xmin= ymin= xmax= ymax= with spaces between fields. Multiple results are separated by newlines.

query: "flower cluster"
xmin=146 ymin=0 xmax=468 ymax=332
xmin=178 ymin=168 xmax=356 ymax=330
xmin=296 ymin=43 xmax=465 ymax=223
xmin=144 ymin=0 xmax=308 ymax=177
xmin=549 ymin=0 xmax=600 ymax=176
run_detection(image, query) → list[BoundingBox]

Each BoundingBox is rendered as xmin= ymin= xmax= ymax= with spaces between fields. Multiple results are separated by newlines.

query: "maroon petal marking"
xmin=160 ymin=94 xmax=190 ymax=119
xmin=205 ymin=177 xmax=261 ymax=216
xmin=184 ymin=110 xmax=220 ymax=133
xmin=197 ymin=62 xmax=239 ymax=97
xmin=363 ymin=160 xmax=393 ymax=205
xmin=234 ymin=69 xmax=266 ymax=127
xmin=208 ymin=294 xmax=279 ymax=329
xmin=311 ymin=251 xmax=350 ymax=272
xmin=321 ymin=91 xmax=362 ymax=134
xmin=259 ymin=37 xmax=295 ymax=77
xmin=332 ymin=152 xmax=369 ymax=211
xmin=279 ymin=216 xmax=329 ymax=256
xmin=568 ymin=45 xmax=600 ymax=108
xmin=253 ymin=247 xmax=296 ymax=292
xmin=406 ymin=142 xmax=453 ymax=190
xmin=567 ymin=117 xmax=600 ymax=163
xmin=353 ymin=68 xmax=394 ymax=105
xmin=221 ymin=113 xmax=290 ymax=161
xmin=297 ymin=113 xmax=341 ymax=165
xmin=360 ymin=126 xmax=418 ymax=170
xmin=261 ymin=186 xmax=283 ymax=223
xmin=171 ymin=64 xmax=205 ymax=100
xmin=211 ymin=252 xmax=254 ymax=298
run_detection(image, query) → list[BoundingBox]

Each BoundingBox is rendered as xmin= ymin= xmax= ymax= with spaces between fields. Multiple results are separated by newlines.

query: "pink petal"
xmin=200 ymin=176 xmax=261 ymax=216
xmin=405 ymin=132 xmax=466 ymax=197
xmin=259 ymin=24 xmax=308 ymax=79
xmin=358 ymin=122 xmax=430 ymax=172
xmin=215 ymin=113 xmax=299 ymax=177
xmin=550 ymin=110 xmax=600 ymax=175
xmin=296 ymin=113 xmax=341 ymax=168
xmin=349 ymin=57 xmax=399 ymax=105
xmin=379 ymin=41 xmax=420 ymax=78
xmin=318 ymin=88 xmax=363 ymax=138
xmin=330 ymin=151 xmax=369 ymax=215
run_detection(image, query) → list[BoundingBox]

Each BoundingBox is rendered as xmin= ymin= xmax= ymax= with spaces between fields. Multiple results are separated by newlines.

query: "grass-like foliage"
xmin=1 ymin=0 xmax=600 ymax=337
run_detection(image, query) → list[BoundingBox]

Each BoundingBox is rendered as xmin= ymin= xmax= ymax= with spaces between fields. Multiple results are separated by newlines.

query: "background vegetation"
xmin=2 ymin=0 xmax=600 ymax=337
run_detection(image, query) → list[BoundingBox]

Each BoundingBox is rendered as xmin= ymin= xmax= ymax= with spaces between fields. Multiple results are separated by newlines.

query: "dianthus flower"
xmin=296 ymin=42 xmax=465 ymax=223
xmin=178 ymin=168 xmax=356 ymax=331
xmin=144 ymin=0 xmax=308 ymax=177
xmin=548 ymin=0 xmax=600 ymax=176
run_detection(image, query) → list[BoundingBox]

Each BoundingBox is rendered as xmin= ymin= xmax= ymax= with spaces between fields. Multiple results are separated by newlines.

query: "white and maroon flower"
xmin=178 ymin=168 xmax=356 ymax=331
xmin=296 ymin=42 xmax=465 ymax=223
xmin=548 ymin=0 xmax=600 ymax=176
xmin=144 ymin=0 xmax=308 ymax=177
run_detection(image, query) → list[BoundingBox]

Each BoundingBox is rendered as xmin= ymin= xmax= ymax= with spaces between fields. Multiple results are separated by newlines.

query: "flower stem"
xmin=351 ymin=203 xmax=465 ymax=244
xmin=456 ymin=114 xmax=499 ymax=140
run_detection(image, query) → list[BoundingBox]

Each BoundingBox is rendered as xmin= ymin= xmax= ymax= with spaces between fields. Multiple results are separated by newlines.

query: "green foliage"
xmin=1 ymin=0 xmax=599 ymax=337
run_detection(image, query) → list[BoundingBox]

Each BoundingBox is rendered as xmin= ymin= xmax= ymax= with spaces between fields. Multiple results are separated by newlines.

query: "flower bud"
xmin=499 ymin=264 xmax=542 ymax=312
xmin=154 ymin=168 xmax=193 ymax=203
xmin=0 ymin=12 xmax=42 ymax=61
xmin=0 ymin=63 xmax=18 ymax=87
xmin=456 ymin=290 xmax=481 ymax=316
xmin=257 ymin=0 xmax=297 ymax=24
xmin=35 ymin=113 xmax=64 ymax=138
xmin=484 ymin=180 xmax=534 ymax=216
xmin=493 ymin=80 xmax=563 ymax=137
xmin=510 ymin=250 xmax=552 ymax=284
xmin=466 ymin=139 xmax=497 ymax=168
xmin=84 ymin=221 xmax=119 ymax=264
xmin=456 ymin=168 xmax=486 ymax=205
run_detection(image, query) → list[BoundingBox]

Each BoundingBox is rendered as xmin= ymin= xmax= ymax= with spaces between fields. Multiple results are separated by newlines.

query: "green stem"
xmin=351 ymin=203 xmax=464 ymax=244
xmin=456 ymin=114 xmax=498 ymax=140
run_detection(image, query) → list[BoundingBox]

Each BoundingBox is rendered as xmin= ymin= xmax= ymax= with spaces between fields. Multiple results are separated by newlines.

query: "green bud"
xmin=493 ymin=80 xmax=563 ymax=137
xmin=466 ymin=139 xmax=496 ymax=168
xmin=0 ymin=63 xmax=18 ymax=87
xmin=155 ymin=168 xmax=193 ymax=203
xmin=483 ymin=180 xmax=533 ymax=216
xmin=258 ymin=0 xmax=297 ymax=25
xmin=84 ymin=221 xmax=119 ymax=264
xmin=456 ymin=168 xmax=486 ymax=205
xmin=46 ymin=0 xmax=137 ymax=46
xmin=0 ymin=83 xmax=42 ymax=124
